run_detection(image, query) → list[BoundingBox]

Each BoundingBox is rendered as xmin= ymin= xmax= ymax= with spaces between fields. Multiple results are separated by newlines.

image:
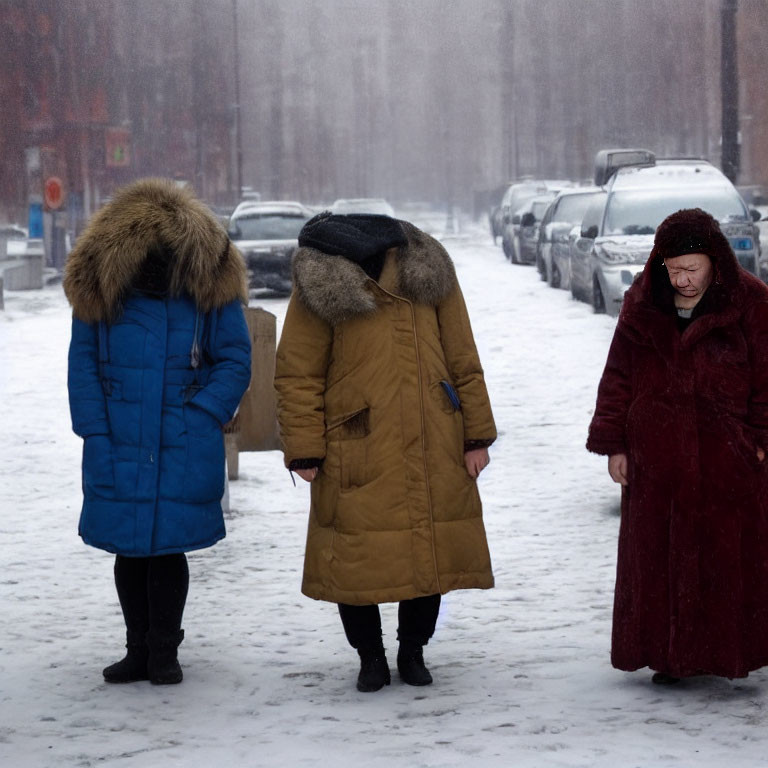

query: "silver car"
xmin=570 ymin=155 xmax=760 ymax=315
xmin=537 ymin=188 xmax=602 ymax=289
xmin=499 ymin=180 xmax=572 ymax=262
xmin=228 ymin=202 xmax=314 ymax=296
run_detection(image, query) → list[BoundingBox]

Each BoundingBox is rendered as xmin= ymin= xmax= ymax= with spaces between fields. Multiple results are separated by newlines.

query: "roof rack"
xmin=655 ymin=156 xmax=707 ymax=162
xmin=594 ymin=148 xmax=656 ymax=186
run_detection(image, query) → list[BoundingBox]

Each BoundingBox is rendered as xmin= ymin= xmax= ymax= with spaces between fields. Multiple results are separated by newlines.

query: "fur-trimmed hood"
xmin=292 ymin=220 xmax=456 ymax=325
xmin=619 ymin=207 xmax=768 ymax=351
xmin=64 ymin=178 xmax=248 ymax=323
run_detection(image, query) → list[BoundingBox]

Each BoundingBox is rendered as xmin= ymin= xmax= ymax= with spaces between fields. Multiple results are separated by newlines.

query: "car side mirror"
xmin=581 ymin=224 xmax=598 ymax=239
xmin=751 ymin=208 xmax=762 ymax=223
xmin=521 ymin=212 xmax=536 ymax=228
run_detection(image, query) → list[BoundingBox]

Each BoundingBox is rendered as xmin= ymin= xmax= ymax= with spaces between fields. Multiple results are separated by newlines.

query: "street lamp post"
xmin=232 ymin=0 xmax=244 ymax=201
xmin=721 ymin=0 xmax=740 ymax=183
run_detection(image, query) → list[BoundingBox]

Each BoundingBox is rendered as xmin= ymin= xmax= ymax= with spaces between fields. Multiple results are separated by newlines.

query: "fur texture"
xmin=292 ymin=220 xmax=456 ymax=325
xmin=64 ymin=178 xmax=247 ymax=323
xmin=587 ymin=210 xmax=768 ymax=678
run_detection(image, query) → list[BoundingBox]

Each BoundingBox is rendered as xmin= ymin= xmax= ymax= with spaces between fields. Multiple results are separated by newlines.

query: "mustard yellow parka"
xmin=275 ymin=222 xmax=496 ymax=605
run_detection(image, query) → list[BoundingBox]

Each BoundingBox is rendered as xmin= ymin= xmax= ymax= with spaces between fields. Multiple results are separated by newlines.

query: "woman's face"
xmin=663 ymin=252 xmax=714 ymax=303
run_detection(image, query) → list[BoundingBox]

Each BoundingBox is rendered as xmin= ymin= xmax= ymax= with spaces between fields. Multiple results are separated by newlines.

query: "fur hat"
xmin=654 ymin=207 xmax=730 ymax=262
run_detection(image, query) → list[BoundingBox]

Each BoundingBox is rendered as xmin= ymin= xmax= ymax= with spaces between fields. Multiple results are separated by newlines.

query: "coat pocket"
xmin=430 ymin=379 xmax=462 ymax=415
xmin=182 ymin=403 xmax=225 ymax=502
xmin=326 ymin=407 xmax=371 ymax=440
xmin=82 ymin=435 xmax=115 ymax=496
xmin=327 ymin=407 xmax=371 ymax=490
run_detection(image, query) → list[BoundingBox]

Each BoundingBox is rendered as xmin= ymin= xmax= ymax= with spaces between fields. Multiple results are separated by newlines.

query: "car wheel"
xmin=511 ymin=238 xmax=520 ymax=264
xmin=549 ymin=263 xmax=561 ymax=289
xmin=592 ymin=277 xmax=606 ymax=314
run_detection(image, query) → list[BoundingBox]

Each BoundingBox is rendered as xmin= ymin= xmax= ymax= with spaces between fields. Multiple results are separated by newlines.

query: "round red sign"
xmin=44 ymin=176 xmax=64 ymax=210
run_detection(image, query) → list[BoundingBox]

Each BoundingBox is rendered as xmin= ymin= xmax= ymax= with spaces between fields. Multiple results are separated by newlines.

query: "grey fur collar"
xmin=292 ymin=221 xmax=456 ymax=325
xmin=64 ymin=178 xmax=247 ymax=323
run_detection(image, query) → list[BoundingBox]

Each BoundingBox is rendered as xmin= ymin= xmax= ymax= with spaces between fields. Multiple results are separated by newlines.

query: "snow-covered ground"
xmin=2 ymin=229 xmax=767 ymax=767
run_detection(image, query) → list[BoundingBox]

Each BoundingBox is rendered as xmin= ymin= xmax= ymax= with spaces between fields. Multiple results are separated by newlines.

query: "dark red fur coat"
xmin=588 ymin=223 xmax=768 ymax=678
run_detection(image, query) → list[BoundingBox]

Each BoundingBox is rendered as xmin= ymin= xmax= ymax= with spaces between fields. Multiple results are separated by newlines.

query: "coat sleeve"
xmin=67 ymin=316 xmax=110 ymax=438
xmin=586 ymin=324 xmax=633 ymax=456
xmin=436 ymin=281 xmax=497 ymax=445
xmin=743 ymin=300 xmax=768 ymax=443
xmin=274 ymin=293 xmax=333 ymax=467
xmin=189 ymin=300 xmax=252 ymax=425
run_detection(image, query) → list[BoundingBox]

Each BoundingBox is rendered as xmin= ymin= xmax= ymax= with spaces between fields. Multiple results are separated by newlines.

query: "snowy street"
xmin=3 ymin=228 xmax=768 ymax=768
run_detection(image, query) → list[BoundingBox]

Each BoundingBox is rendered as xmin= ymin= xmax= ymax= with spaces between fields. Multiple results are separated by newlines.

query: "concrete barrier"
xmin=224 ymin=306 xmax=280 ymax=480
xmin=0 ymin=239 xmax=44 ymax=290
xmin=237 ymin=306 xmax=280 ymax=453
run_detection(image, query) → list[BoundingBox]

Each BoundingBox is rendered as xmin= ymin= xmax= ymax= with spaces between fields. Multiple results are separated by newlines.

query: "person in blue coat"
xmin=64 ymin=178 xmax=251 ymax=685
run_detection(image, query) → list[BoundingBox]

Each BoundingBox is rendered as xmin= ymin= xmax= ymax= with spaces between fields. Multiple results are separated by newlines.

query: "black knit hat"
xmin=298 ymin=211 xmax=407 ymax=263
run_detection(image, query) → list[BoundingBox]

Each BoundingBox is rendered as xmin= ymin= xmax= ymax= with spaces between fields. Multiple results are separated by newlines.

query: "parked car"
xmin=510 ymin=194 xmax=556 ymax=265
xmin=489 ymin=203 xmax=504 ymax=244
xmin=536 ymin=187 xmax=603 ymax=288
xmin=499 ymin=180 xmax=572 ymax=262
xmin=0 ymin=224 xmax=28 ymax=257
xmin=739 ymin=186 xmax=768 ymax=279
xmin=569 ymin=149 xmax=760 ymax=315
xmin=330 ymin=198 xmax=395 ymax=216
xmin=231 ymin=199 xmax=311 ymax=218
xmin=228 ymin=202 xmax=314 ymax=296
xmin=488 ymin=185 xmax=512 ymax=244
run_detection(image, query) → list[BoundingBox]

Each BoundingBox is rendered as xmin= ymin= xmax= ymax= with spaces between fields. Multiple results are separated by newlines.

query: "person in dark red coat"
xmin=587 ymin=207 xmax=768 ymax=684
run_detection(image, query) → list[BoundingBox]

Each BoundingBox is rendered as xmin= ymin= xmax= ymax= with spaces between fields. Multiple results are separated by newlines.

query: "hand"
xmin=608 ymin=453 xmax=628 ymax=486
xmin=758 ymin=448 xmax=765 ymax=463
xmin=295 ymin=468 xmax=318 ymax=483
xmin=464 ymin=447 xmax=490 ymax=479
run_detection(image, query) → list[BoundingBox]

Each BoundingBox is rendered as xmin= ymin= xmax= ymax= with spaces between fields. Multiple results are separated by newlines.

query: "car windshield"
xmin=230 ymin=213 xmax=308 ymax=240
xmin=555 ymin=192 xmax=602 ymax=224
xmin=603 ymin=189 xmax=748 ymax=236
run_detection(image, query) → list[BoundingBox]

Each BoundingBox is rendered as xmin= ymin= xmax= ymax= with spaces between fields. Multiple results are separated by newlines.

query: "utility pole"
xmin=721 ymin=0 xmax=740 ymax=183
xmin=232 ymin=0 xmax=244 ymax=201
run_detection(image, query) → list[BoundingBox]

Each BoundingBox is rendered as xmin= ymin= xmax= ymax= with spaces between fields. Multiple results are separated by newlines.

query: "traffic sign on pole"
xmin=44 ymin=177 xmax=64 ymax=210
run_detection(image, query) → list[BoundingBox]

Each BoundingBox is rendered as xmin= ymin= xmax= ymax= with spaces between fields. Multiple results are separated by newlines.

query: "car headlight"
xmin=594 ymin=244 xmax=637 ymax=264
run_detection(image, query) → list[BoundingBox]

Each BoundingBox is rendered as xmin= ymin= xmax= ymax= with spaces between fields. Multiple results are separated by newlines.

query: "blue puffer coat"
xmin=64 ymin=178 xmax=252 ymax=557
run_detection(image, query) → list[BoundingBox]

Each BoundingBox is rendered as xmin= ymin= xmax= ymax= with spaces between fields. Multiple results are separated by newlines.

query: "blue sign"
xmin=28 ymin=202 xmax=43 ymax=238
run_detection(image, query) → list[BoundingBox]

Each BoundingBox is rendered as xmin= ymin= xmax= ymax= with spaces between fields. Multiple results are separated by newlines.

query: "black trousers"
xmin=337 ymin=594 xmax=441 ymax=650
xmin=113 ymin=554 xmax=189 ymax=641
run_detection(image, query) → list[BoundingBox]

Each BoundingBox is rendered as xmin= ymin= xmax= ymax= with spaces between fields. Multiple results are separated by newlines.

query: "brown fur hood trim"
xmin=292 ymin=220 xmax=456 ymax=325
xmin=63 ymin=178 xmax=248 ymax=323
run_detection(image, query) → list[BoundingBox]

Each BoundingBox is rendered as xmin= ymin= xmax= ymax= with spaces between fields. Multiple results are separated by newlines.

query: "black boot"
xmin=356 ymin=646 xmax=391 ymax=692
xmin=397 ymin=643 xmax=433 ymax=686
xmin=652 ymin=672 xmax=680 ymax=685
xmin=103 ymin=630 xmax=149 ymax=683
xmin=106 ymin=556 xmax=151 ymax=683
xmin=146 ymin=554 xmax=189 ymax=685
xmin=147 ymin=629 xmax=184 ymax=685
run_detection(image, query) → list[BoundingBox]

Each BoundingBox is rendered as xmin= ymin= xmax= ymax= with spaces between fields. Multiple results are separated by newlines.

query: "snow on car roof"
xmin=611 ymin=161 xmax=730 ymax=191
xmin=232 ymin=202 xmax=312 ymax=219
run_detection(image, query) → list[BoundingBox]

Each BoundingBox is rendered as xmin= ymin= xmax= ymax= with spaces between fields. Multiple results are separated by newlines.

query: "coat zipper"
xmin=403 ymin=293 xmax=442 ymax=593
xmin=372 ymin=280 xmax=442 ymax=593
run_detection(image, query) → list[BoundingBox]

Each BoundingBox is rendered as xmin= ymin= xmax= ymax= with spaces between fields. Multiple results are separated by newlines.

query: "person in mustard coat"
xmin=274 ymin=212 xmax=496 ymax=692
